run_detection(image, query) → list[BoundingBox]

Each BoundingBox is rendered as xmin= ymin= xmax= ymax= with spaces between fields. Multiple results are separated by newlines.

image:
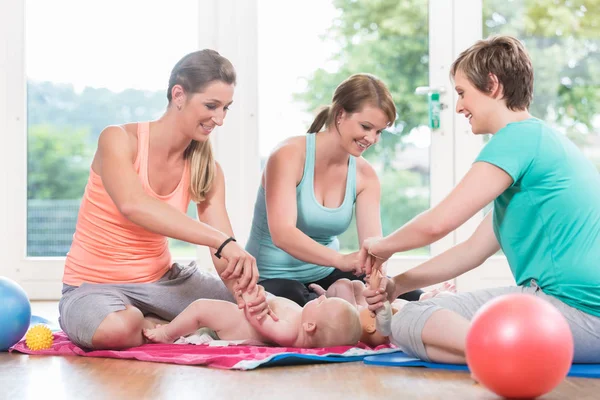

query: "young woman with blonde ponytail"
xmin=59 ymin=50 xmax=272 ymax=350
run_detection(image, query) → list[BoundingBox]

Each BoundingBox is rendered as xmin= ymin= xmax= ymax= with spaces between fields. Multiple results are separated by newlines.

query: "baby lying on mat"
xmin=143 ymin=288 xmax=363 ymax=348
xmin=309 ymin=278 xmax=456 ymax=347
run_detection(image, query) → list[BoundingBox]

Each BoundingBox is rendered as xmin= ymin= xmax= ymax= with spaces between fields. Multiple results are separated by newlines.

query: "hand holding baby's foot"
xmin=143 ymin=325 xmax=174 ymax=344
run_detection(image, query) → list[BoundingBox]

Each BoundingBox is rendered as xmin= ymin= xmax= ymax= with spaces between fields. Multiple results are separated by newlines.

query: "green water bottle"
xmin=428 ymin=92 xmax=441 ymax=129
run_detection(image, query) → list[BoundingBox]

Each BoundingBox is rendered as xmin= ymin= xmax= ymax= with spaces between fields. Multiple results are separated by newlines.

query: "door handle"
xmin=414 ymin=86 xmax=446 ymax=95
xmin=415 ymin=87 xmax=447 ymax=130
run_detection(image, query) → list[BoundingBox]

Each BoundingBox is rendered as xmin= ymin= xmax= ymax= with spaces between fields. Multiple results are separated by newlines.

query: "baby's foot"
xmin=143 ymin=325 xmax=175 ymax=344
xmin=439 ymin=281 xmax=457 ymax=295
xmin=419 ymin=282 xmax=457 ymax=301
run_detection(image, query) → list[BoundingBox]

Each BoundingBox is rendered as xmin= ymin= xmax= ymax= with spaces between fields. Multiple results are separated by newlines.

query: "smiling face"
xmin=173 ymin=80 xmax=234 ymax=142
xmin=454 ymin=69 xmax=500 ymax=135
xmin=336 ymin=104 xmax=389 ymax=156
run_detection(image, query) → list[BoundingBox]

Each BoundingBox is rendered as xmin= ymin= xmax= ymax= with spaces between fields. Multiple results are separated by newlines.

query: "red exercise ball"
xmin=465 ymin=293 xmax=574 ymax=399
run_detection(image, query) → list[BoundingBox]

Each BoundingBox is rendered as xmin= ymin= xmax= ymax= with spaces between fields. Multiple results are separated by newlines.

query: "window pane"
xmin=26 ymin=0 xmax=199 ymax=258
xmin=258 ymin=0 xmax=431 ymax=256
xmin=483 ymin=1 xmax=600 ymax=166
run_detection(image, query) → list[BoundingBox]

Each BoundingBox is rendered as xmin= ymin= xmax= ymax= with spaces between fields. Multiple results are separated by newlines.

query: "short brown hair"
xmin=307 ymin=73 xmax=396 ymax=133
xmin=450 ymin=35 xmax=533 ymax=111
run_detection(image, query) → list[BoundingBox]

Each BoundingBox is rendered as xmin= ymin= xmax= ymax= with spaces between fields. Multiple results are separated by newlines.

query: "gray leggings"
xmin=391 ymin=281 xmax=600 ymax=363
xmin=58 ymin=262 xmax=234 ymax=348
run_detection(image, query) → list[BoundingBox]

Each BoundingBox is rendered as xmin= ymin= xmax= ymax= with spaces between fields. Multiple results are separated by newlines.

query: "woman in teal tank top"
xmin=245 ymin=74 xmax=424 ymax=306
xmin=359 ymin=36 xmax=600 ymax=364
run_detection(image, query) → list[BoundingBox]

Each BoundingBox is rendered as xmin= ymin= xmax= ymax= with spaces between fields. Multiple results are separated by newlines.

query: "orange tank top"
xmin=63 ymin=122 xmax=192 ymax=285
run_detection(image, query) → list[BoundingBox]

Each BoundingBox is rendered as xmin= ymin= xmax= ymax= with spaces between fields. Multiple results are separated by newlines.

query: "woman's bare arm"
xmin=95 ymin=125 xmax=228 ymax=249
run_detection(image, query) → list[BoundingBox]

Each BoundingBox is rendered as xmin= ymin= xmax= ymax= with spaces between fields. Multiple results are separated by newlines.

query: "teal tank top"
xmin=246 ymin=134 xmax=357 ymax=284
xmin=475 ymin=118 xmax=600 ymax=317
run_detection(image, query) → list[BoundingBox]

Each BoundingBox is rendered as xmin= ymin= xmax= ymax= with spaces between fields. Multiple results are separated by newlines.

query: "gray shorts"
xmin=392 ymin=280 xmax=600 ymax=363
xmin=58 ymin=262 xmax=234 ymax=348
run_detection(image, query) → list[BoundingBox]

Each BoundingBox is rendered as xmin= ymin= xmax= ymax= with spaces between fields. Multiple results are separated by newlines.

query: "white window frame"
xmin=450 ymin=0 xmax=514 ymax=290
xmin=379 ymin=0 xmax=513 ymax=291
xmin=1 ymin=0 xmax=511 ymax=300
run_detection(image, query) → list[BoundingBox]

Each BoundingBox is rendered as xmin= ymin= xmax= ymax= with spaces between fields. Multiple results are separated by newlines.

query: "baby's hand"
xmin=363 ymin=278 xmax=390 ymax=314
xmin=307 ymin=283 xmax=327 ymax=296
xmin=242 ymin=285 xmax=279 ymax=322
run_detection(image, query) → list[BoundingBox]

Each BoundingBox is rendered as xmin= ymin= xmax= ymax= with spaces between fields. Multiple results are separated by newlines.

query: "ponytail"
xmin=185 ymin=139 xmax=216 ymax=203
xmin=307 ymin=106 xmax=331 ymax=134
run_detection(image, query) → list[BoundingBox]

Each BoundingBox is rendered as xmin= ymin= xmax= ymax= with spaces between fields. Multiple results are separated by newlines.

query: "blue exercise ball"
xmin=0 ymin=277 xmax=31 ymax=351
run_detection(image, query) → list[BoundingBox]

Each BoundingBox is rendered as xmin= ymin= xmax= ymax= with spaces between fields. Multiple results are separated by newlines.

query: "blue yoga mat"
xmin=363 ymin=352 xmax=600 ymax=379
xmin=263 ymin=353 xmax=375 ymax=368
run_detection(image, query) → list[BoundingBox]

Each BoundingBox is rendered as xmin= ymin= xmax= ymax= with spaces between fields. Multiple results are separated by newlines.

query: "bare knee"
xmin=328 ymin=279 xmax=353 ymax=296
xmin=92 ymin=306 xmax=146 ymax=349
xmin=351 ymin=280 xmax=365 ymax=295
xmin=327 ymin=279 xmax=359 ymax=307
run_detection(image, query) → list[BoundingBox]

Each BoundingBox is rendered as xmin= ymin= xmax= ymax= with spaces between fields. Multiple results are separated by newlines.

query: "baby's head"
xmin=301 ymin=296 xmax=361 ymax=348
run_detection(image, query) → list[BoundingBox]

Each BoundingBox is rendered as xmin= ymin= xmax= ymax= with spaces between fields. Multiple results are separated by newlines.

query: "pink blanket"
xmin=10 ymin=332 xmax=397 ymax=370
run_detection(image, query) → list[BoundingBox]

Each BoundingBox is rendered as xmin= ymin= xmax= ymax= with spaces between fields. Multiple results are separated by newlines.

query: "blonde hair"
xmin=450 ymin=35 xmax=533 ymax=111
xmin=168 ymin=49 xmax=236 ymax=202
xmin=308 ymin=74 xmax=396 ymax=134
xmin=314 ymin=300 xmax=362 ymax=347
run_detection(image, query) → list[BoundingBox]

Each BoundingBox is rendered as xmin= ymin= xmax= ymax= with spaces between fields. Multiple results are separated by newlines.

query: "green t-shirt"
xmin=475 ymin=118 xmax=600 ymax=317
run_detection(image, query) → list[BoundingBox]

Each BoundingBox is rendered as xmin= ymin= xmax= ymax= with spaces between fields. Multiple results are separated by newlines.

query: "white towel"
xmin=174 ymin=327 xmax=268 ymax=347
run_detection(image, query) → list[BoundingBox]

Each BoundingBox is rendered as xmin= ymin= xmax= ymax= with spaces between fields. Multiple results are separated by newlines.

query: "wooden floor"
xmin=1 ymin=302 xmax=599 ymax=400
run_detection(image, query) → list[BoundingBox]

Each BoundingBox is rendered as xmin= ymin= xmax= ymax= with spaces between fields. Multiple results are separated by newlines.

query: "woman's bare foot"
xmin=143 ymin=325 xmax=175 ymax=344
xmin=419 ymin=281 xmax=457 ymax=301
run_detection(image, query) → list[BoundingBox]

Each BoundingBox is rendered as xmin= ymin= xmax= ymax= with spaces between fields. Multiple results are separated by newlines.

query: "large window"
xmin=25 ymin=0 xmax=200 ymax=258
xmin=14 ymin=0 xmax=594 ymax=297
xmin=483 ymin=0 xmax=600 ymax=166
xmin=257 ymin=0 xmax=433 ymax=256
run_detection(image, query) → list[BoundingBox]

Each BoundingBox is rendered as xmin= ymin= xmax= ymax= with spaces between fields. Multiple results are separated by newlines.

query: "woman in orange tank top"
xmin=59 ymin=50 xmax=273 ymax=350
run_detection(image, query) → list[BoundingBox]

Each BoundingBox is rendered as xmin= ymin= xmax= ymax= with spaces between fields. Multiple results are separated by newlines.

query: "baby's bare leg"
xmin=351 ymin=280 xmax=368 ymax=308
xmin=143 ymin=301 xmax=204 ymax=343
xmin=144 ymin=314 xmax=169 ymax=328
xmin=326 ymin=279 xmax=359 ymax=308
xmin=309 ymin=279 xmax=358 ymax=308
